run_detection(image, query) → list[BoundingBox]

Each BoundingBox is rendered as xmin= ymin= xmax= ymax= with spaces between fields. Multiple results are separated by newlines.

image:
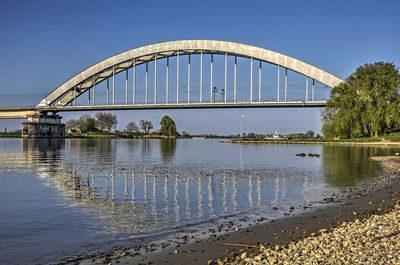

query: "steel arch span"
xmin=37 ymin=40 xmax=344 ymax=108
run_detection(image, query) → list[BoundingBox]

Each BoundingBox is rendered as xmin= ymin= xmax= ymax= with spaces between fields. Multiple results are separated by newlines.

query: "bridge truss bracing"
xmin=36 ymin=40 xmax=344 ymax=111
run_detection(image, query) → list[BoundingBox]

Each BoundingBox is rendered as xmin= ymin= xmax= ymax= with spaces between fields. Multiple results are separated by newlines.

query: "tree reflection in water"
xmin=160 ymin=139 xmax=176 ymax=164
xmin=321 ymin=145 xmax=393 ymax=187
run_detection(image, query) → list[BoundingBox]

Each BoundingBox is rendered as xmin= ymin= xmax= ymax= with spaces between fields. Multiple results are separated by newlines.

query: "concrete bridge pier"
xmin=22 ymin=112 xmax=65 ymax=138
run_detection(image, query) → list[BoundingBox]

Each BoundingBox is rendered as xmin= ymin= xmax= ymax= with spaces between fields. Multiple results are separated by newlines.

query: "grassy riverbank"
xmin=224 ymin=132 xmax=400 ymax=145
xmin=0 ymin=132 xmax=21 ymax=137
xmin=67 ymin=132 xmax=176 ymax=139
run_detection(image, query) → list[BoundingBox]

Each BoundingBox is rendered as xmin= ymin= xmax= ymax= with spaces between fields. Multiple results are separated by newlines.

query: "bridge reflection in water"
xmin=71 ymin=167 xmax=295 ymax=234
xmin=16 ymin=138 xmax=384 ymax=237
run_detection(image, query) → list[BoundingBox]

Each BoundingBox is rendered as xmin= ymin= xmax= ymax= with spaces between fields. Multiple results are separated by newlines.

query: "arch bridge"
xmin=38 ymin=39 xmax=342 ymax=111
xmin=0 ymin=40 xmax=344 ymax=136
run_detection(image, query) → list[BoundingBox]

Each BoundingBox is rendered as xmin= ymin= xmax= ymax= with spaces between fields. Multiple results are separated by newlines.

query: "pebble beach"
xmin=216 ymin=156 xmax=400 ymax=265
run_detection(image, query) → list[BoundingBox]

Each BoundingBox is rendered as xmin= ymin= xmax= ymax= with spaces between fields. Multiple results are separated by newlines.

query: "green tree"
xmin=95 ymin=112 xmax=117 ymax=132
xmin=305 ymin=130 xmax=315 ymax=138
xmin=125 ymin=121 xmax=139 ymax=133
xmin=159 ymin=115 xmax=177 ymax=136
xmin=82 ymin=117 xmax=96 ymax=133
xmin=181 ymin=131 xmax=190 ymax=137
xmin=65 ymin=118 xmax=79 ymax=130
xmin=66 ymin=114 xmax=90 ymax=130
xmin=78 ymin=114 xmax=90 ymax=129
xmin=140 ymin=120 xmax=153 ymax=134
xmin=322 ymin=62 xmax=400 ymax=138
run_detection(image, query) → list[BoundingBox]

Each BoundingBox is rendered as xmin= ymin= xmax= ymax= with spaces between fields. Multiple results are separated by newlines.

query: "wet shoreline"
xmin=65 ymin=155 xmax=400 ymax=265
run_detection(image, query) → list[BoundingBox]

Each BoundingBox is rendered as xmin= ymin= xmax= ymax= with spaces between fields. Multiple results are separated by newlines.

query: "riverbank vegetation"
xmin=227 ymin=131 xmax=400 ymax=144
xmin=322 ymin=62 xmax=400 ymax=139
xmin=0 ymin=131 xmax=22 ymax=137
xmin=65 ymin=113 xmax=180 ymax=138
xmin=159 ymin=115 xmax=178 ymax=136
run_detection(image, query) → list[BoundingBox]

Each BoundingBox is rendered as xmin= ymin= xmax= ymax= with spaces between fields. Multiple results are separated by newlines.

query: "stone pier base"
xmin=22 ymin=113 xmax=65 ymax=138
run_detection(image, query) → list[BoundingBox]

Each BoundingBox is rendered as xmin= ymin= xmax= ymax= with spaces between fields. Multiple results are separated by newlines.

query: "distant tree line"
xmin=124 ymin=115 xmax=178 ymax=136
xmin=322 ymin=62 xmax=400 ymax=138
xmin=66 ymin=113 xmax=179 ymax=136
xmin=287 ymin=130 xmax=320 ymax=140
xmin=66 ymin=112 xmax=118 ymax=133
xmin=241 ymin=130 xmax=320 ymax=140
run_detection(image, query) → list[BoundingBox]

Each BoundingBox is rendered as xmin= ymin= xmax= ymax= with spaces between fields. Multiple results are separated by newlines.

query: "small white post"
xmin=312 ymin=79 xmax=315 ymax=101
xmin=107 ymin=78 xmax=109 ymax=105
xmin=250 ymin=57 xmax=253 ymax=102
xmin=210 ymin=54 xmax=213 ymax=103
xmin=200 ymin=51 xmax=203 ymax=103
xmin=145 ymin=62 xmax=148 ymax=104
xmin=154 ymin=54 xmax=157 ymax=104
xmin=88 ymin=87 xmax=91 ymax=105
xmin=258 ymin=61 xmax=262 ymax=102
xmin=234 ymin=56 xmax=237 ymax=102
xmin=277 ymin=66 xmax=280 ymax=102
xmin=177 ymin=52 xmax=180 ymax=103
xmin=92 ymin=76 xmax=95 ymax=105
xmin=224 ymin=52 xmax=227 ymax=103
xmin=74 ymin=86 xmax=76 ymax=106
xmin=188 ymin=54 xmax=190 ymax=103
xmin=285 ymin=68 xmax=287 ymax=102
xmin=133 ymin=59 xmax=136 ymax=104
xmin=306 ymin=77 xmax=308 ymax=101
xmin=240 ymin=114 xmax=244 ymax=138
xmin=125 ymin=69 xmax=128 ymax=104
xmin=113 ymin=66 xmax=115 ymax=105
xmin=166 ymin=57 xmax=169 ymax=104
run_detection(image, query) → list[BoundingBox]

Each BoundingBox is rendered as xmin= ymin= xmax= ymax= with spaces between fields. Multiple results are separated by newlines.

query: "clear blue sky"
xmin=0 ymin=0 xmax=399 ymax=135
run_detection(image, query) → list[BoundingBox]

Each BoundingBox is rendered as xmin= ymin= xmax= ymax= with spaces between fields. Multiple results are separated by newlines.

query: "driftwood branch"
xmin=199 ymin=236 xmax=259 ymax=248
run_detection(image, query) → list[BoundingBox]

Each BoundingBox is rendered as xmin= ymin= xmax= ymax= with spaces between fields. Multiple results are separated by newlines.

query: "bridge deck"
xmin=0 ymin=107 xmax=38 ymax=119
xmin=0 ymin=101 xmax=326 ymax=118
xmin=40 ymin=101 xmax=326 ymax=112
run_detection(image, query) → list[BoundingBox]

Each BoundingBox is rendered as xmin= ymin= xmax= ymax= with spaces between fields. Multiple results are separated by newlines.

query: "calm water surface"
xmin=0 ymin=138 xmax=398 ymax=264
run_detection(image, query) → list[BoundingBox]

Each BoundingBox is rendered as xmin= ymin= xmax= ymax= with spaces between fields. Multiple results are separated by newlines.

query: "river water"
xmin=0 ymin=138 xmax=398 ymax=264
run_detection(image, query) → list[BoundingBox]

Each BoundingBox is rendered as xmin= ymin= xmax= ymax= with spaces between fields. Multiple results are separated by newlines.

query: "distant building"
xmin=67 ymin=127 xmax=81 ymax=134
xmin=266 ymin=133 xmax=284 ymax=140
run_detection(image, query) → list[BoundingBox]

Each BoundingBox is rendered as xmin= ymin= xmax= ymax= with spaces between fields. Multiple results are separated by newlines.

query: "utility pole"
xmin=240 ymin=114 xmax=244 ymax=138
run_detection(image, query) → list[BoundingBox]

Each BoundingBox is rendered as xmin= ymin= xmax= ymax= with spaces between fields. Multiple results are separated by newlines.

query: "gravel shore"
xmin=215 ymin=156 xmax=400 ymax=265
